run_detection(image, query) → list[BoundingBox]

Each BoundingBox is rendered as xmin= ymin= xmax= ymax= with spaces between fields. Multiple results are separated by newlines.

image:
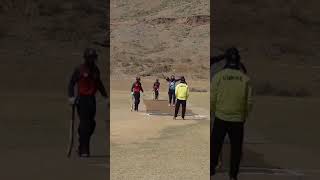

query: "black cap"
xmin=84 ymin=48 xmax=98 ymax=59
xmin=225 ymin=47 xmax=240 ymax=65
xmin=180 ymin=76 xmax=185 ymax=82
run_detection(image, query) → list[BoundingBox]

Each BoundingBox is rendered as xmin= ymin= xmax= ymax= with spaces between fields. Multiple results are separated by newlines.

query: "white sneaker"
xmin=168 ymin=104 xmax=171 ymax=106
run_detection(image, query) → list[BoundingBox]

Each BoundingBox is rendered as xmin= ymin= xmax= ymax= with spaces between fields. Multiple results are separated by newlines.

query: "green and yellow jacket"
xmin=175 ymin=82 xmax=189 ymax=100
xmin=211 ymin=68 xmax=253 ymax=122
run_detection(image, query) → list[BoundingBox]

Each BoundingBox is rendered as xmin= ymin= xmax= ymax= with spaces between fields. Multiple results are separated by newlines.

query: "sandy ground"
xmin=110 ymin=79 xmax=210 ymax=180
xmin=110 ymin=77 xmax=320 ymax=180
xmin=0 ymin=92 xmax=109 ymax=180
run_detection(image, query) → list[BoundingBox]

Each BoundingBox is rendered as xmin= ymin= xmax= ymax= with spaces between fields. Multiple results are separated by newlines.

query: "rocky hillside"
xmin=212 ymin=0 xmax=320 ymax=97
xmin=0 ymin=0 xmax=108 ymax=93
xmin=111 ymin=0 xmax=210 ymax=80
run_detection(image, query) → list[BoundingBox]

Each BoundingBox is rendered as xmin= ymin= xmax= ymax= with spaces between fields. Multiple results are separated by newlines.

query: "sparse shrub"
xmin=0 ymin=26 xmax=8 ymax=39
xmin=0 ymin=4 xmax=4 ymax=14
xmin=154 ymin=64 xmax=171 ymax=73
xmin=190 ymin=87 xmax=207 ymax=92
xmin=143 ymin=64 xmax=172 ymax=76
xmin=254 ymin=81 xmax=311 ymax=97
xmin=275 ymin=89 xmax=294 ymax=97
xmin=38 ymin=2 xmax=65 ymax=16
xmin=181 ymin=58 xmax=192 ymax=63
xmin=194 ymin=73 xmax=208 ymax=79
xmin=294 ymin=88 xmax=311 ymax=97
xmin=74 ymin=1 xmax=97 ymax=16
xmin=140 ymin=72 xmax=151 ymax=77
xmin=255 ymin=81 xmax=275 ymax=95
xmin=121 ymin=62 xmax=130 ymax=67
xmin=132 ymin=61 xmax=140 ymax=67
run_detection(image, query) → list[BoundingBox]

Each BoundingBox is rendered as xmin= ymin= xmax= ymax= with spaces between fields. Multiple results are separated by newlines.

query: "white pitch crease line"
xmin=88 ymin=163 xmax=108 ymax=168
xmin=239 ymin=167 xmax=304 ymax=177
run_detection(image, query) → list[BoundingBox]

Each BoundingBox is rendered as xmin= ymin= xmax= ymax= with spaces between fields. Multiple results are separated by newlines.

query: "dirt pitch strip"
xmin=143 ymin=99 xmax=196 ymax=117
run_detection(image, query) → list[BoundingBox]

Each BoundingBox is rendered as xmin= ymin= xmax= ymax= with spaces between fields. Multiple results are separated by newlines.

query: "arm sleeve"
xmin=68 ymin=68 xmax=80 ymax=98
xmin=186 ymin=86 xmax=190 ymax=99
xmin=246 ymin=80 xmax=253 ymax=115
xmin=97 ymin=78 xmax=107 ymax=98
xmin=211 ymin=74 xmax=219 ymax=113
xmin=96 ymin=68 xmax=108 ymax=98
xmin=175 ymin=84 xmax=179 ymax=97
xmin=140 ymin=83 xmax=144 ymax=93
xmin=240 ymin=62 xmax=248 ymax=74
xmin=210 ymin=55 xmax=225 ymax=65
xmin=131 ymin=83 xmax=134 ymax=92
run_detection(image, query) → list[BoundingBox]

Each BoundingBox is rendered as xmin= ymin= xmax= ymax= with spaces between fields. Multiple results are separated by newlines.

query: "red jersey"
xmin=78 ymin=65 xmax=99 ymax=96
xmin=132 ymin=81 xmax=143 ymax=93
xmin=153 ymin=82 xmax=160 ymax=91
xmin=68 ymin=64 xmax=107 ymax=98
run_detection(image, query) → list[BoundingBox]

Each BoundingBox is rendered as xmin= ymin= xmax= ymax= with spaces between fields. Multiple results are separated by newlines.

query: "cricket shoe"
xmin=79 ymin=153 xmax=90 ymax=158
xmin=77 ymin=147 xmax=90 ymax=158
xmin=210 ymin=168 xmax=216 ymax=176
xmin=78 ymin=150 xmax=90 ymax=158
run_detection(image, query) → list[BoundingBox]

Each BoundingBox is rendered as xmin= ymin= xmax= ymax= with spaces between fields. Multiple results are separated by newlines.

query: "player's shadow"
xmin=216 ymin=146 xmax=280 ymax=174
xmin=90 ymin=155 xmax=108 ymax=158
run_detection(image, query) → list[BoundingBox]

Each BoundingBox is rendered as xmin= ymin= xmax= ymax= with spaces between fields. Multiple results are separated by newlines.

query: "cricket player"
xmin=131 ymin=77 xmax=144 ymax=111
xmin=68 ymin=48 xmax=107 ymax=157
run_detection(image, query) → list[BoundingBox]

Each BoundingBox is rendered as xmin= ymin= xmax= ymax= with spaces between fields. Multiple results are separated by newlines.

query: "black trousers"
xmin=211 ymin=117 xmax=244 ymax=178
xmin=154 ymin=90 xmax=159 ymax=100
xmin=133 ymin=92 xmax=140 ymax=111
xmin=168 ymin=89 xmax=176 ymax=104
xmin=174 ymin=99 xmax=186 ymax=118
xmin=76 ymin=96 xmax=96 ymax=154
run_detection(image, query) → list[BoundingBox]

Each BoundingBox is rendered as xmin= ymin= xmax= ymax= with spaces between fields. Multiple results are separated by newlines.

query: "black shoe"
xmin=210 ymin=168 xmax=216 ymax=176
xmin=78 ymin=145 xmax=90 ymax=158
xmin=229 ymin=176 xmax=238 ymax=180
xmin=79 ymin=153 xmax=90 ymax=158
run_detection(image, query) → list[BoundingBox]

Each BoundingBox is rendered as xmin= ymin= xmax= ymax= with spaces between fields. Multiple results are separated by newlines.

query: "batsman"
xmin=68 ymin=48 xmax=107 ymax=157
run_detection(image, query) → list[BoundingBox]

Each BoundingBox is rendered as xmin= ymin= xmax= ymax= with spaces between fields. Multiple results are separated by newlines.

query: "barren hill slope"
xmin=0 ymin=0 xmax=108 ymax=93
xmin=212 ymin=0 xmax=320 ymax=97
xmin=111 ymin=0 xmax=210 ymax=80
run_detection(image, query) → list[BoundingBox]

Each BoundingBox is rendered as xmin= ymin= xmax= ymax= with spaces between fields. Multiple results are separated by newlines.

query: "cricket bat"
xmin=67 ymin=104 xmax=76 ymax=158
xmin=130 ymin=93 xmax=134 ymax=111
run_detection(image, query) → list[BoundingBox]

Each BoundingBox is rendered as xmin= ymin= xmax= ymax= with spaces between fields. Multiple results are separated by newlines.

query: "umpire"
xmin=211 ymin=48 xmax=253 ymax=180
